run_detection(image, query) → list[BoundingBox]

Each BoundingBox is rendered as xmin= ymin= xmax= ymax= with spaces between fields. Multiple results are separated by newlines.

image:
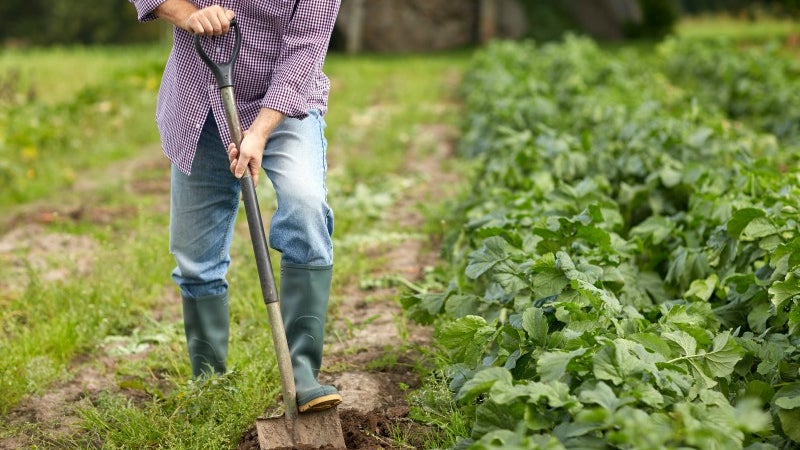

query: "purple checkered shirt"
xmin=130 ymin=0 xmax=340 ymax=174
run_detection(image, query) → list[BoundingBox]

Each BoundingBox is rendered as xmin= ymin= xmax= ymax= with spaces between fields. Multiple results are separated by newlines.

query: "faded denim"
xmin=169 ymin=110 xmax=333 ymax=299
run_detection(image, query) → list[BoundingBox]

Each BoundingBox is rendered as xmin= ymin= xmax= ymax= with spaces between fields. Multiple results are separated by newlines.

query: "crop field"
xmin=1 ymin=17 xmax=799 ymax=450
xmin=403 ymin=32 xmax=800 ymax=449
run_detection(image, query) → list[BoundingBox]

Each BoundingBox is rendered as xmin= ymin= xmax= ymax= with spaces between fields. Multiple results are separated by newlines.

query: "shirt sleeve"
xmin=129 ymin=0 xmax=167 ymax=23
xmin=261 ymin=0 xmax=341 ymax=118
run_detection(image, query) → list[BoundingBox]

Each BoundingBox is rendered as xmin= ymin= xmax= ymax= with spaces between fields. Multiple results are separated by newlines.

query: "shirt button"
xmin=196 ymin=123 xmax=202 ymax=130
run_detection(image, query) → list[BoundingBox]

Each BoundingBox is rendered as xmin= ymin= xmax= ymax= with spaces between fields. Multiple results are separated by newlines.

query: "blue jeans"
xmin=170 ymin=110 xmax=333 ymax=299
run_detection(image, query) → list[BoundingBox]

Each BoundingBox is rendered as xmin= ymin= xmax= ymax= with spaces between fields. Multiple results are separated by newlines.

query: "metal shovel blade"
xmin=256 ymin=407 xmax=346 ymax=449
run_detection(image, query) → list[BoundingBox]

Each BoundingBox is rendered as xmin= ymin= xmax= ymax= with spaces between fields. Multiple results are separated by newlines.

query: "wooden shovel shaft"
xmin=220 ymin=86 xmax=300 ymax=421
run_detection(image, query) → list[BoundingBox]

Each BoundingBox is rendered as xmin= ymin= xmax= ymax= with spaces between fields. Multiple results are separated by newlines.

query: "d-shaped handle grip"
xmin=193 ymin=18 xmax=242 ymax=89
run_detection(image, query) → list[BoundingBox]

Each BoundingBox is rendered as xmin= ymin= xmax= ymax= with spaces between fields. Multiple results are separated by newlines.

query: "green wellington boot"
xmin=280 ymin=263 xmax=342 ymax=412
xmin=182 ymin=293 xmax=229 ymax=378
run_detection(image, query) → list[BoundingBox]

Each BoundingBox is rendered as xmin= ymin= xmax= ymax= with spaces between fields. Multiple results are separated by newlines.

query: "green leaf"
xmin=770 ymin=272 xmax=800 ymax=309
xmin=774 ymin=382 xmax=800 ymax=410
xmin=659 ymin=165 xmax=683 ymax=187
xmin=703 ymin=331 xmax=743 ymax=378
xmin=592 ymin=343 xmax=624 ymax=385
xmin=628 ymin=380 xmax=665 ymax=408
xmin=419 ymin=292 xmax=446 ymax=315
xmin=457 ymin=367 xmax=513 ymax=402
xmin=471 ymin=401 xmax=527 ymax=440
xmin=744 ymin=380 xmax=775 ymax=404
xmin=491 ymin=380 xmax=576 ymax=410
xmin=629 ymin=215 xmax=675 ymax=245
xmin=685 ymin=273 xmax=718 ymax=301
xmin=576 ymin=225 xmax=611 ymax=251
xmin=663 ymin=330 xmax=697 ymax=356
xmin=629 ymin=332 xmax=673 ymax=358
xmin=665 ymin=330 xmax=742 ymax=388
xmin=747 ymin=301 xmax=772 ymax=334
xmin=438 ymin=315 xmax=495 ymax=364
xmin=571 ymin=278 xmax=622 ymax=315
xmin=537 ymin=348 xmax=587 ymax=382
xmin=666 ymin=247 xmax=711 ymax=291
xmin=466 ymin=236 xmax=511 ymax=279
xmin=727 ymin=207 xmax=765 ymax=237
xmin=578 ymin=381 xmax=627 ymax=412
xmin=533 ymin=253 xmax=570 ymax=298
xmin=521 ymin=307 xmax=548 ymax=345
xmin=778 ymin=407 xmax=800 ymax=443
xmin=733 ymin=397 xmax=773 ymax=434
xmin=445 ymin=294 xmax=481 ymax=319
xmin=741 ymin=216 xmax=778 ymax=240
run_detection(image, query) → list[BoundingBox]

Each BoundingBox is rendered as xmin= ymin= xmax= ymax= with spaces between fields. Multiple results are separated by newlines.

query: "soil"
xmin=0 ymin=118 xmax=461 ymax=449
xmin=238 ymin=122 xmax=461 ymax=449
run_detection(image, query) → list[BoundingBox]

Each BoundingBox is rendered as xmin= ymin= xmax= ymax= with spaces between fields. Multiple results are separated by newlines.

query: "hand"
xmin=227 ymin=108 xmax=285 ymax=186
xmin=228 ymin=130 xmax=267 ymax=186
xmin=155 ymin=1 xmax=235 ymax=36
xmin=183 ymin=5 xmax=235 ymax=36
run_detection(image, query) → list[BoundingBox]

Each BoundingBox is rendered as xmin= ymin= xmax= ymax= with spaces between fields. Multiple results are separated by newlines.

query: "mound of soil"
xmin=237 ymin=405 xmax=440 ymax=450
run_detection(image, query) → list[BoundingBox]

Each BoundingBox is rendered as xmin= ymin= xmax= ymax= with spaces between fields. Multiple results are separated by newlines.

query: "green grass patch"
xmin=0 ymin=45 xmax=471 ymax=449
xmin=0 ymin=45 xmax=166 ymax=208
xmin=677 ymin=14 xmax=799 ymax=41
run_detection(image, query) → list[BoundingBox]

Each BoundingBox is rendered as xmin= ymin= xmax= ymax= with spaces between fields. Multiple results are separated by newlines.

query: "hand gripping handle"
xmin=193 ymin=18 xmax=242 ymax=89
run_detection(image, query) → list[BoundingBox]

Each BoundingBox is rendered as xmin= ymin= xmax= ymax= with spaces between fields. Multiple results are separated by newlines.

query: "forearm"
xmin=153 ymin=0 xmax=234 ymax=35
xmin=249 ymin=108 xmax=285 ymax=141
xmin=154 ymin=0 xmax=197 ymax=30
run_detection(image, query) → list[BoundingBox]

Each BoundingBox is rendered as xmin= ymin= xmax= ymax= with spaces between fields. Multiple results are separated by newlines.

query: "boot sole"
xmin=298 ymin=393 xmax=343 ymax=413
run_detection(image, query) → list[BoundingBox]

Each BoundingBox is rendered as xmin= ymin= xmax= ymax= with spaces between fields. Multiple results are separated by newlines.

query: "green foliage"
xmin=625 ymin=0 xmax=681 ymax=39
xmin=659 ymin=37 xmax=800 ymax=142
xmin=0 ymin=0 xmax=162 ymax=45
xmin=518 ymin=0 xmax=679 ymax=42
xmin=678 ymin=0 xmax=800 ymax=17
xmin=402 ymin=36 xmax=800 ymax=449
xmin=0 ymin=48 xmax=164 ymax=207
xmin=516 ymin=1 xmax=580 ymax=42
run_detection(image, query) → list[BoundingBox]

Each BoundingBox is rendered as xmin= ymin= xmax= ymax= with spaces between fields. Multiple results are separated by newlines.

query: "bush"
xmin=0 ymin=0 xmax=163 ymax=45
xmin=518 ymin=0 xmax=679 ymax=42
xmin=625 ymin=0 xmax=681 ymax=39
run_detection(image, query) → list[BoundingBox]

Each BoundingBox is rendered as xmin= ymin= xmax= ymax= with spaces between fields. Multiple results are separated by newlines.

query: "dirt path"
xmin=325 ymin=122 xmax=460 ymax=449
xmin=238 ymin=122 xmax=461 ymax=449
xmin=0 ymin=119 xmax=460 ymax=449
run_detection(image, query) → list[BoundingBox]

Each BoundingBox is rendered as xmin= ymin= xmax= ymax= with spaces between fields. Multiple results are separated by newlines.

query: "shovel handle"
xmin=193 ymin=19 xmax=300 ymax=421
xmin=193 ymin=18 xmax=242 ymax=89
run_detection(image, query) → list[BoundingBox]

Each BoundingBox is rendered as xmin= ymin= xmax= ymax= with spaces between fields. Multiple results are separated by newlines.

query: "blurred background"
xmin=0 ymin=0 xmax=798 ymax=50
xmin=1 ymin=1 xmax=800 ymax=449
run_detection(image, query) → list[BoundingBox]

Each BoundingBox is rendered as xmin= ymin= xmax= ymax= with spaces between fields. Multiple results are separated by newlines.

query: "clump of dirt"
xmin=237 ymin=406 xmax=440 ymax=450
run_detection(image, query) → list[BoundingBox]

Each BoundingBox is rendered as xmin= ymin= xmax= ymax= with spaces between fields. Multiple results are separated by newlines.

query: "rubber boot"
xmin=280 ymin=263 xmax=342 ymax=412
xmin=182 ymin=293 xmax=229 ymax=378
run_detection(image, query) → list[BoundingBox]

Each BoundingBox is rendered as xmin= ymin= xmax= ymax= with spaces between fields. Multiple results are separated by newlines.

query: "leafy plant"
xmin=403 ymin=36 xmax=800 ymax=449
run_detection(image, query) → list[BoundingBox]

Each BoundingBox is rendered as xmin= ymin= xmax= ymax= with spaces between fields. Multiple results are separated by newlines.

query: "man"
xmin=129 ymin=0 xmax=342 ymax=413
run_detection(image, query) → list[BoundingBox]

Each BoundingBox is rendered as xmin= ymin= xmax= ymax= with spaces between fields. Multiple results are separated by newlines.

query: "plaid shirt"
xmin=130 ymin=0 xmax=340 ymax=174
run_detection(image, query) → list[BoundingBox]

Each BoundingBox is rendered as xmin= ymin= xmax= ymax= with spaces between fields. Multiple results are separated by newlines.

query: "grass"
xmin=3 ymin=13 xmax=793 ymax=448
xmin=0 ymin=45 xmax=165 ymax=104
xmin=677 ymin=14 xmax=799 ymax=41
xmin=0 ymin=45 xmax=471 ymax=448
xmin=0 ymin=45 xmax=165 ymax=209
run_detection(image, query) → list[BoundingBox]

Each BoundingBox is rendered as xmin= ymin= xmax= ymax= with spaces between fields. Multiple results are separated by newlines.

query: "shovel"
xmin=194 ymin=19 xmax=346 ymax=450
